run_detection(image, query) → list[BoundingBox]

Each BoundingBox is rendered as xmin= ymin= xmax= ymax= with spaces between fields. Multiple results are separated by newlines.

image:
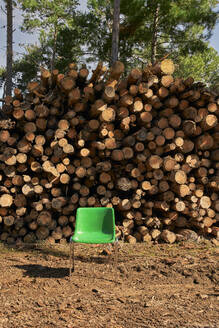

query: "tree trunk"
xmin=6 ymin=0 xmax=13 ymax=96
xmin=151 ymin=4 xmax=160 ymax=65
xmin=51 ymin=24 xmax=58 ymax=72
xmin=111 ymin=0 xmax=120 ymax=65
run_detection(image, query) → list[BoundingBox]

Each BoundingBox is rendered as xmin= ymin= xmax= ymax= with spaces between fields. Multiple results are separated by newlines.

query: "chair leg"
xmin=69 ymin=241 xmax=75 ymax=277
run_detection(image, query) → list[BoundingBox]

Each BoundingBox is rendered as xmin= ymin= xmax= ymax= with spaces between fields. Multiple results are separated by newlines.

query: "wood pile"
xmin=0 ymin=59 xmax=218 ymax=244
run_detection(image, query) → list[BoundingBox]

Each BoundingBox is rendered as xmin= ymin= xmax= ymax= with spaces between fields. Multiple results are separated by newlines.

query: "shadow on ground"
xmin=15 ymin=264 xmax=69 ymax=278
xmin=14 ymin=253 xmax=114 ymax=277
xmin=14 ymin=259 xmax=116 ymax=281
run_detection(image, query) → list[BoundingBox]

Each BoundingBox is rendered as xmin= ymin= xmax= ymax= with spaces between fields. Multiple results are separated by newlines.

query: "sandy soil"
xmin=0 ymin=241 xmax=218 ymax=328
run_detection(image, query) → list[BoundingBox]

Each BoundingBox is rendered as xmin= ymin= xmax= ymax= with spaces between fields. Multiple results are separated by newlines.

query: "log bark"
xmin=0 ymin=58 xmax=218 ymax=244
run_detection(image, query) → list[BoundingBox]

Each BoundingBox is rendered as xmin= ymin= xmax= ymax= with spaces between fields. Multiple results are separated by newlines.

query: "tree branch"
xmin=0 ymin=5 xmax=6 ymax=14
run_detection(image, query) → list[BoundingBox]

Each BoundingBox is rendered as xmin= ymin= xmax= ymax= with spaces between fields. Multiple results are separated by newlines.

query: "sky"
xmin=0 ymin=0 xmax=88 ymax=68
xmin=0 ymin=0 xmax=218 ymax=96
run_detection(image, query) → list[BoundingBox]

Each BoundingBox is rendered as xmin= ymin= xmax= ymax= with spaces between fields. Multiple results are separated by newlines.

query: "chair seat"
xmin=71 ymin=232 xmax=115 ymax=244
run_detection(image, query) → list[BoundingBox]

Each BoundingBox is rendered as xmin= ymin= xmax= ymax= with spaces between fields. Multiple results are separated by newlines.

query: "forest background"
xmin=0 ymin=0 xmax=218 ymax=97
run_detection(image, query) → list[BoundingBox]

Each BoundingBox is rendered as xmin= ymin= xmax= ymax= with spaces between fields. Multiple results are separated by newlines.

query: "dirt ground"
xmin=0 ymin=241 xmax=218 ymax=328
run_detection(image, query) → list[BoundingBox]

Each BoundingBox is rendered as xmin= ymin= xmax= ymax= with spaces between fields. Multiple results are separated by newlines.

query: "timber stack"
xmin=0 ymin=59 xmax=218 ymax=245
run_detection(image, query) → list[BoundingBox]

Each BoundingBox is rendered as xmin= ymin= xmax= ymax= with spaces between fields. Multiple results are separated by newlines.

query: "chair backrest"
xmin=75 ymin=207 xmax=115 ymax=237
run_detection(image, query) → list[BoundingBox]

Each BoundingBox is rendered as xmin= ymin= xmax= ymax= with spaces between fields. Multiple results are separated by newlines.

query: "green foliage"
xmin=3 ymin=0 xmax=218 ymax=90
xmin=1 ymin=44 xmax=49 ymax=92
xmin=119 ymin=0 xmax=218 ymax=62
xmin=1 ymin=0 xmax=86 ymax=92
xmin=17 ymin=0 xmax=80 ymax=69
xmin=53 ymin=26 xmax=84 ymax=70
xmin=176 ymin=47 xmax=219 ymax=86
xmin=3 ymin=27 xmax=84 ymax=92
xmin=0 ymin=67 xmax=6 ymax=90
xmin=79 ymin=0 xmax=113 ymax=64
xmin=18 ymin=0 xmax=79 ymax=33
xmin=81 ymin=0 xmax=218 ymax=85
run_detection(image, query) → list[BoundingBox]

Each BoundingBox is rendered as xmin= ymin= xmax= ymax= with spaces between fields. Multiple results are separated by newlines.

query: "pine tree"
xmin=6 ymin=0 xmax=13 ymax=96
xmin=0 ymin=27 xmax=84 ymax=92
xmin=120 ymin=0 xmax=218 ymax=64
xmin=82 ymin=0 xmax=218 ymax=85
xmin=176 ymin=47 xmax=219 ymax=87
xmin=111 ymin=0 xmax=120 ymax=64
xmin=1 ymin=0 xmax=218 ymax=90
xmin=18 ymin=0 xmax=79 ymax=70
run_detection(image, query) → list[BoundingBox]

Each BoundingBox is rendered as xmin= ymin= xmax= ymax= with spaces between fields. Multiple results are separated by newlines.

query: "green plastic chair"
xmin=69 ymin=207 xmax=118 ymax=276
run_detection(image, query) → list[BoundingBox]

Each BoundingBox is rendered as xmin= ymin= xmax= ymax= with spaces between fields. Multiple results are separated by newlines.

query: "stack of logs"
xmin=0 ymin=59 xmax=218 ymax=244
